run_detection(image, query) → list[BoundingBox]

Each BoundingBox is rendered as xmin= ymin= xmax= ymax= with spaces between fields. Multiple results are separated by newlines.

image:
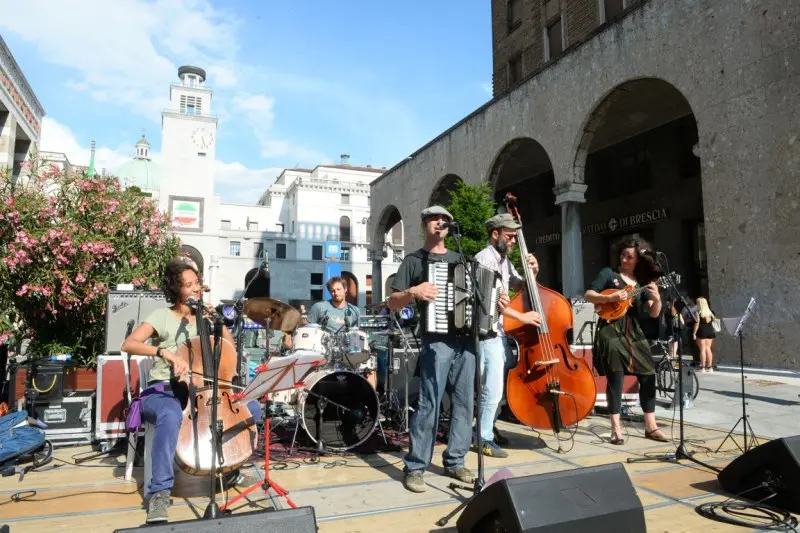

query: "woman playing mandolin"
xmin=583 ymin=236 xmax=668 ymax=445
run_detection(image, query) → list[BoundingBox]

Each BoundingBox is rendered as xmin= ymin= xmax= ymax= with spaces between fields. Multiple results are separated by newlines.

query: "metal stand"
xmin=388 ymin=312 xmax=414 ymax=433
xmin=436 ymin=227 xmax=490 ymax=527
xmin=627 ymin=252 xmax=720 ymax=473
xmin=716 ymin=298 xmax=759 ymax=453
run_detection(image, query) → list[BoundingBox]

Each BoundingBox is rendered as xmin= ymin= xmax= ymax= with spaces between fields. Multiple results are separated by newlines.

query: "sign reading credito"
xmin=533 ymin=208 xmax=670 ymax=244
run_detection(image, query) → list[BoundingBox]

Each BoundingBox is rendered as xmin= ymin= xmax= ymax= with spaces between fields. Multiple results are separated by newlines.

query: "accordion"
xmin=425 ymin=261 xmax=503 ymax=336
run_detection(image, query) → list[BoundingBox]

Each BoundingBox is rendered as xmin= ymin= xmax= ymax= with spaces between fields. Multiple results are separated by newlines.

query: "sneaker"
xmin=146 ymin=490 xmax=170 ymax=524
xmin=403 ymin=470 xmax=426 ymax=493
xmin=444 ymin=466 xmax=476 ymax=484
xmin=492 ymin=426 xmax=510 ymax=446
xmin=480 ymin=441 xmax=509 ymax=458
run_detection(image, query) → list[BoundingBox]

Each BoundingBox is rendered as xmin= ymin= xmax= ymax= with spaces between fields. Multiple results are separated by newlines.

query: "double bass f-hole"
xmin=555 ymin=344 xmax=579 ymax=371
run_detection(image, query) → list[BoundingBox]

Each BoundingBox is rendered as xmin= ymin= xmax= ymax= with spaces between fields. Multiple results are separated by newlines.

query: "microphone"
xmin=437 ymin=220 xmax=459 ymax=230
xmin=186 ymin=296 xmax=224 ymax=322
xmin=639 ymin=248 xmax=661 ymax=259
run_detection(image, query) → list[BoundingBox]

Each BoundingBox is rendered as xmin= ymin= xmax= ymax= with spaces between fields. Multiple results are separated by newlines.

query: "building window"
xmin=247 ymin=221 xmax=258 ymax=231
xmin=367 ymin=249 xmax=375 ymax=262
xmin=603 ymin=0 xmax=625 ymax=22
xmin=221 ymin=220 xmax=231 ymax=230
xmin=391 ymin=223 xmax=403 ymax=245
xmin=546 ymin=17 xmax=563 ymax=59
xmin=180 ymin=95 xmax=202 ymax=114
xmin=276 ymin=243 xmax=287 ymax=259
xmin=311 ymin=289 xmax=323 ymax=301
xmin=311 ymin=273 xmax=323 ymax=285
xmin=393 ymin=249 xmax=403 ymax=263
xmin=188 ymin=75 xmax=196 ymax=87
xmin=339 ymin=216 xmax=351 ymax=242
xmin=198 ymin=152 xmax=206 ymax=157
xmin=341 ymin=247 xmax=350 ymax=261
xmin=254 ymin=242 xmax=264 ymax=258
xmin=366 ymin=290 xmax=373 ymax=306
xmin=312 ymin=245 xmax=323 ymax=260
xmin=230 ymin=241 xmax=241 ymax=257
xmin=508 ymin=53 xmax=523 ymax=87
xmin=341 ymin=194 xmax=350 ymax=205
xmin=507 ymin=0 xmax=522 ymax=32
xmin=366 ymin=275 xmax=372 ymax=288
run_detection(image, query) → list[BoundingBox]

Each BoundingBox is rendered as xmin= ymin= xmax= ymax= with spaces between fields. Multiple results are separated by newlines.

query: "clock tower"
xmin=159 ymin=65 xmax=217 ymax=212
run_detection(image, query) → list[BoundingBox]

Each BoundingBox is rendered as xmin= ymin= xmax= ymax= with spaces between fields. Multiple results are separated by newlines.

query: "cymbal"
xmin=243 ymin=297 xmax=303 ymax=332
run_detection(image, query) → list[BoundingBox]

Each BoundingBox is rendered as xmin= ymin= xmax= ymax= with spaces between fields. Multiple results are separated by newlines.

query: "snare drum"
xmin=292 ymin=324 xmax=329 ymax=353
xmin=342 ymin=328 xmax=371 ymax=365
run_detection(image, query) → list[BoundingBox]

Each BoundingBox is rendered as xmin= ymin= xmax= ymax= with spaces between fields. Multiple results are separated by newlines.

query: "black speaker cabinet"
xmin=456 ymin=463 xmax=646 ymax=533
xmin=718 ymin=435 xmax=800 ymax=513
xmin=113 ymin=506 xmax=317 ymax=532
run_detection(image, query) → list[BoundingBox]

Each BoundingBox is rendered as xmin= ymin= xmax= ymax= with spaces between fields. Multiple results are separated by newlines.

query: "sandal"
xmin=645 ymin=429 xmax=669 ymax=442
xmin=609 ymin=430 xmax=625 ymax=445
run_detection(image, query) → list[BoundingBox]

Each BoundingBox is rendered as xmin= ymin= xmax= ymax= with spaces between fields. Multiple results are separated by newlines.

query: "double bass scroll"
xmin=502 ymin=193 xmax=597 ymax=433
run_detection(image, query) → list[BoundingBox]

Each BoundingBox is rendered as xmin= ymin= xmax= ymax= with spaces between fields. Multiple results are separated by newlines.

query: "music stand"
xmin=221 ymin=352 xmax=325 ymax=512
xmin=716 ymin=297 xmax=759 ymax=453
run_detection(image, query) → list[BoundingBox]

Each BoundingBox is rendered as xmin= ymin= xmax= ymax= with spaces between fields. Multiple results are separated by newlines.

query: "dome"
xmin=115 ymin=157 xmax=161 ymax=192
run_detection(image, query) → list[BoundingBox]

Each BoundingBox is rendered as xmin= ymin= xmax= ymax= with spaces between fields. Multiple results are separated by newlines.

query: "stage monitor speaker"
xmin=718 ymin=435 xmax=800 ymax=513
xmin=112 ymin=506 xmax=317 ymax=532
xmin=456 ymin=463 xmax=646 ymax=533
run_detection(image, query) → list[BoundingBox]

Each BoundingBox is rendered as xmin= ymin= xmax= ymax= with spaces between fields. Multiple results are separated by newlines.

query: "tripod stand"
xmin=716 ymin=297 xmax=759 ymax=454
xmin=436 ymin=226 xmax=490 ymax=527
xmin=627 ymin=252 xmax=720 ymax=473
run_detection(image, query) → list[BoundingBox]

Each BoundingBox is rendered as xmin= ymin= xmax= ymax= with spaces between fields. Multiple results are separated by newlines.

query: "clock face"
xmin=192 ymin=128 xmax=214 ymax=150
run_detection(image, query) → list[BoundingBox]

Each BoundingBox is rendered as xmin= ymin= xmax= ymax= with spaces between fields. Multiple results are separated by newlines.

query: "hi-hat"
xmin=243 ymin=297 xmax=303 ymax=332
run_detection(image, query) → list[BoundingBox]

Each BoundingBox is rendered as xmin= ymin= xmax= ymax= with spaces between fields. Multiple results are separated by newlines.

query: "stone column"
xmin=372 ymin=258 xmax=383 ymax=303
xmin=0 ymin=112 xmax=17 ymax=172
xmin=554 ymin=183 xmax=588 ymax=298
xmin=208 ymin=255 xmax=220 ymax=304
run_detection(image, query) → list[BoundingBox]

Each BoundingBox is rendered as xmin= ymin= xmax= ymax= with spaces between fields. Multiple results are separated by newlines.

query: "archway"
xmin=341 ymin=271 xmax=359 ymax=306
xmin=244 ymin=268 xmax=270 ymax=298
xmin=428 ymin=174 xmax=463 ymax=208
xmin=179 ymin=245 xmax=204 ymax=274
xmin=575 ymin=78 xmax=704 ymax=307
xmin=488 ymin=138 xmax=559 ymax=291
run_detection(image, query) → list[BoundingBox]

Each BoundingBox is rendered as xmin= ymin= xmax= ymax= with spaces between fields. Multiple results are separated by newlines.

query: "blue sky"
xmin=1 ymin=0 xmax=493 ymax=202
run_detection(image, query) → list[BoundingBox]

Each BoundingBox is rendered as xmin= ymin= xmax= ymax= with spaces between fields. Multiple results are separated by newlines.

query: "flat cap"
xmin=485 ymin=213 xmax=521 ymax=231
xmin=420 ymin=205 xmax=453 ymax=221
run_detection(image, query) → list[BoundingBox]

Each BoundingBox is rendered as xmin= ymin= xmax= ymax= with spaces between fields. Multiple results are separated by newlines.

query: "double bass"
xmin=173 ymin=307 xmax=256 ymax=476
xmin=502 ymin=193 xmax=596 ymax=433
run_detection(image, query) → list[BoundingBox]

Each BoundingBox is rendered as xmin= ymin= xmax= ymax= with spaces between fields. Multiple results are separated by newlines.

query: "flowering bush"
xmin=0 ymin=156 xmax=180 ymax=365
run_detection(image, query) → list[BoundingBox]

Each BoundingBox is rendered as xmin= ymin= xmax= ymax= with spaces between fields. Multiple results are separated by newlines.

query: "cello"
xmin=173 ymin=307 xmax=256 ymax=476
xmin=502 ymin=193 xmax=596 ymax=434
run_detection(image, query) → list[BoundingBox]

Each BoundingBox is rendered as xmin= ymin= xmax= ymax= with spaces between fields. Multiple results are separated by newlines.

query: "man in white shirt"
xmin=473 ymin=213 xmax=541 ymax=457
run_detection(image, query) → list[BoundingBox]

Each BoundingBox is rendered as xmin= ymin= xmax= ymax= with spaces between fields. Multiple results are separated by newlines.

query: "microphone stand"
xmin=627 ymin=252 xmax=720 ymax=473
xmin=233 ymin=262 xmax=269 ymax=385
xmin=437 ymin=225 xmax=490 ymax=527
xmin=192 ymin=298 xmax=226 ymax=519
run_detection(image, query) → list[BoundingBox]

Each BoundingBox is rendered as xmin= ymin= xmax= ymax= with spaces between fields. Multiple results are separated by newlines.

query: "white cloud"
xmin=0 ymin=0 xmax=241 ymax=119
xmin=39 ymin=117 xmax=131 ymax=172
xmin=213 ymin=161 xmax=282 ymax=205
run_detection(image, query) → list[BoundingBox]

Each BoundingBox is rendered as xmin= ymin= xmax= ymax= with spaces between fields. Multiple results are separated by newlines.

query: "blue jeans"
xmin=141 ymin=386 xmax=263 ymax=498
xmin=477 ymin=335 xmax=514 ymax=442
xmin=403 ymin=337 xmax=476 ymax=472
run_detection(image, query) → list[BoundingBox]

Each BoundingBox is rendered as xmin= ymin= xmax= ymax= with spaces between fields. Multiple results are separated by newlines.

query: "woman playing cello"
xmin=583 ymin=236 xmax=668 ymax=445
xmin=121 ymin=258 xmax=260 ymax=524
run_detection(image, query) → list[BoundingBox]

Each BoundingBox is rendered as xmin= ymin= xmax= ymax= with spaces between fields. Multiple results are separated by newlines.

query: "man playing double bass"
xmin=389 ymin=205 xmax=477 ymax=493
xmin=473 ymin=213 xmax=541 ymax=458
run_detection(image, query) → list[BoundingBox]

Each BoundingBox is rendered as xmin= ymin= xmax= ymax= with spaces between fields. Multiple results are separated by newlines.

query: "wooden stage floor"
xmin=0 ymin=414 xmax=791 ymax=532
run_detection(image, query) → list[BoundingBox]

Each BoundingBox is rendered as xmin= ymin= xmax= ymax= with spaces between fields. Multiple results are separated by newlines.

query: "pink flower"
xmin=129 ymin=256 xmax=140 ymax=266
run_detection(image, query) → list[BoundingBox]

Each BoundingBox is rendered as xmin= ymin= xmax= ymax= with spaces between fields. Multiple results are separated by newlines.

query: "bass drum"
xmin=297 ymin=369 xmax=379 ymax=451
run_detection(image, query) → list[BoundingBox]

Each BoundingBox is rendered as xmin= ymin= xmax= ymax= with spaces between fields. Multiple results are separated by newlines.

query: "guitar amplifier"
xmin=105 ymin=290 xmax=166 ymax=354
xmin=18 ymin=390 xmax=95 ymax=447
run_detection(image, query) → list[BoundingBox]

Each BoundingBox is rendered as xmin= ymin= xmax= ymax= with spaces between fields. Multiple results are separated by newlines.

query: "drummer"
xmin=306 ymin=277 xmax=360 ymax=333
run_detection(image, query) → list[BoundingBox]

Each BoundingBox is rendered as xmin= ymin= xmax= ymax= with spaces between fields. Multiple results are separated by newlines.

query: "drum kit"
xmin=240 ymin=297 xmax=408 ymax=453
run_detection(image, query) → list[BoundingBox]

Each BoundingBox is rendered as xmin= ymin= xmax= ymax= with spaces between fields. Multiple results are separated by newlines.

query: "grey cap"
xmin=485 ymin=213 xmax=521 ymax=231
xmin=421 ymin=205 xmax=453 ymax=221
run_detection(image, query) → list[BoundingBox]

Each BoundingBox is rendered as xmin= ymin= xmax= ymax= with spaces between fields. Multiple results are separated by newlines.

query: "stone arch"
xmin=373 ymin=204 xmax=403 ymax=254
xmin=341 ymin=271 xmax=358 ymax=306
xmin=178 ymin=244 xmax=204 ymax=274
xmin=428 ymin=173 xmax=464 ymax=208
xmin=572 ymin=77 xmax=697 ymax=185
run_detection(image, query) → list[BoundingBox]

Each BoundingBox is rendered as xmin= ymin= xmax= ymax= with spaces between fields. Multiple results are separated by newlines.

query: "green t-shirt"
xmin=306 ymin=300 xmax=360 ymax=334
xmin=143 ymin=307 xmax=197 ymax=382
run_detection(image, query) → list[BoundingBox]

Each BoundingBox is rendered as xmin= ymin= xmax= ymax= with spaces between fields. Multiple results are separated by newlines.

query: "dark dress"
xmin=589 ymin=267 xmax=655 ymax=376
xmin=696 ymin=317 xmax=716 ymax=339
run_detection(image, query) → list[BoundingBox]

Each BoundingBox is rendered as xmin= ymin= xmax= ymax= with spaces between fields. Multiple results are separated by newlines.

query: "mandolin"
xmin=595 ymin=272 xmax=680 ymax=322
